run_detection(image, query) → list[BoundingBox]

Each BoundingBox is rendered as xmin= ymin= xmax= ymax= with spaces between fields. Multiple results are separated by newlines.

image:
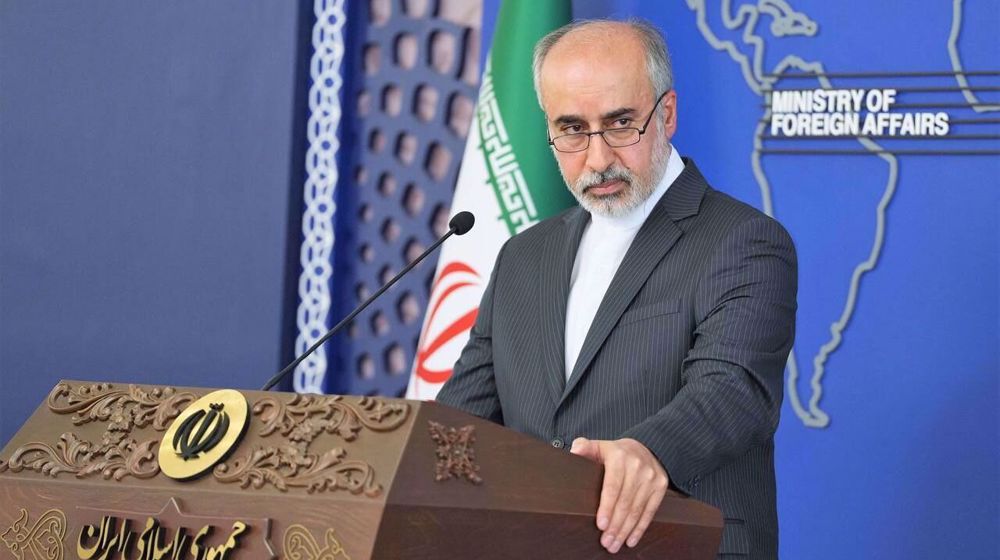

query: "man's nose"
xmin=584 ymin=132 xmax=616 ymax=172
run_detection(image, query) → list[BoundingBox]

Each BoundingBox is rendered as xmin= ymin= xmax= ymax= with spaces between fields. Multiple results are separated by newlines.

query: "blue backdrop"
xmin=1 ymin=1 xmax=310 ymax=441
xmin=1 ymin=1 xmax=997 ymax=558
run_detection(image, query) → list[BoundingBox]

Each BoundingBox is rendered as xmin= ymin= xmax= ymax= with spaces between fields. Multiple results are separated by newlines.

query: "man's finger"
xmin=613 ymin=474 xmax=652 ymax=552
xmin=602 ymin=465 xmax=642 ymax=553
xmin=569 ymin=437 xmax=599 ymax=460
xmin=626 ymin=476 xmax=668 ymax=548
xmin=596 ymin=450 xmax=624 ymax=532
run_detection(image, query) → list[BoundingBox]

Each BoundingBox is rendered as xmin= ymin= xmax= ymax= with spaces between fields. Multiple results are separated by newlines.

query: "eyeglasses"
xmin=547 ymin=91 xmax=669 ymax=153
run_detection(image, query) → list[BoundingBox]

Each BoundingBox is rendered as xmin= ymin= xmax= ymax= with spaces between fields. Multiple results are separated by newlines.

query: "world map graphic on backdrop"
xmin=687 ymin=0 xmax=998 ymax=428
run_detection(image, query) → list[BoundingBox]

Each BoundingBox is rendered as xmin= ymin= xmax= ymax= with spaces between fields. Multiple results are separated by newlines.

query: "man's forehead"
xmin=539 ymin=62 xmax=650 ymax=122
xmin=538 ymin=26 xmax=650 ymax=117
xmin=542 ymin=25 xmax=646 ymax=79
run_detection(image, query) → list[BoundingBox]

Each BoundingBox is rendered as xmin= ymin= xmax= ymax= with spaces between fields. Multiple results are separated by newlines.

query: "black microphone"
xmin=449 ymin=210 xmax=475 ymax=235
xmin=261 ymin=210 xmax=476 ymax=391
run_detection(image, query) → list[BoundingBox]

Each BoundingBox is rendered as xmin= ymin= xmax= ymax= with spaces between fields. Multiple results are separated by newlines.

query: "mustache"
xmin=575 ymin=166 xmax=634 ymax=193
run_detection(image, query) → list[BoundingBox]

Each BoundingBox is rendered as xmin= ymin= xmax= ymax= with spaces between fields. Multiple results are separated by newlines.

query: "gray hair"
xmin=532 ymin=18 xmax=674 ymax=108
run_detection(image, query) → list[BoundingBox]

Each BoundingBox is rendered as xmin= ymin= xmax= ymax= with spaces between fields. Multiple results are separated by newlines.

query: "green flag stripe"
xmin=480 ymin=0 xmax=576 ymax=234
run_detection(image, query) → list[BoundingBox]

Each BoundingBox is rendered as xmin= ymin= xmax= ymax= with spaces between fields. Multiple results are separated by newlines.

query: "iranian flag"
xmin=406 ymin=1 xmax=576 ymax=399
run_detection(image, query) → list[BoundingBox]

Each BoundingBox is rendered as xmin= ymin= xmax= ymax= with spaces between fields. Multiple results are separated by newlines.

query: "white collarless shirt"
xmin=564 ymin=146 xmax=685 ymax=380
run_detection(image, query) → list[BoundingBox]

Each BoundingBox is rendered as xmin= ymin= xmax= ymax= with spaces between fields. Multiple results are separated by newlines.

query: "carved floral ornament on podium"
xmin=0 ymin=383 xmax=412 ymax=493
xmin=0 ymin=382 xmax=433 ymax=560
xmin=0 ymin=382 xmax=483 ymax=560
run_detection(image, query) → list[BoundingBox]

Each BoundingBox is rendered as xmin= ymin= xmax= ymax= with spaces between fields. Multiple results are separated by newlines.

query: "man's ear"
xmin=657 ymin=90 xmax=677 ymax=140
xmin=661 ymin=90 xmax=678 ymax=137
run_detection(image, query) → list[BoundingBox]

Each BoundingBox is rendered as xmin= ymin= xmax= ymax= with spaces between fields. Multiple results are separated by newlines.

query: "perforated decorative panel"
xmin=326 ymin=0 xmax=481 ymax=396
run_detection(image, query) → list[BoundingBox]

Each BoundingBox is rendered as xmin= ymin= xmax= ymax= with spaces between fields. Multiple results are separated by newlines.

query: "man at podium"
xmin=437 ymin=18 xmax=797 ymax=559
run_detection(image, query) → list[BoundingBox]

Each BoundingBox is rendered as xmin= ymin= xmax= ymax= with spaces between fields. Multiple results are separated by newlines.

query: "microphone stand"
xmin=261 ymin=214 xmax=473 ymax=391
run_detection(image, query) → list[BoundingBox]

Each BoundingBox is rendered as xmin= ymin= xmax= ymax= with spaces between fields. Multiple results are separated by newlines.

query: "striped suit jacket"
xmin=436 ymin=159 xmax=797 ymax=559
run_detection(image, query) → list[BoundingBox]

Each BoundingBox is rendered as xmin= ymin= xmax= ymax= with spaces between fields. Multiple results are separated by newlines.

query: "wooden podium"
xmin=0 ymin=380 xmax=723 ymax=559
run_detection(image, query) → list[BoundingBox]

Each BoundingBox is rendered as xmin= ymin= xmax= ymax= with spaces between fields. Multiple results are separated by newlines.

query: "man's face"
xmin=538 ymin=27 xmax=677 ymax=217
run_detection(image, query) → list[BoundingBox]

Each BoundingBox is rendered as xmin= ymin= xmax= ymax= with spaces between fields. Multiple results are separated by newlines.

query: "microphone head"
xmin=449 ymin=211 xmax=475 ymax=235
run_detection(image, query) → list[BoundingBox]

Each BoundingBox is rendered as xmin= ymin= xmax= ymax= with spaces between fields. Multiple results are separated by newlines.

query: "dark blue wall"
xmin=0 ymin=2 xmax=307 ymax=441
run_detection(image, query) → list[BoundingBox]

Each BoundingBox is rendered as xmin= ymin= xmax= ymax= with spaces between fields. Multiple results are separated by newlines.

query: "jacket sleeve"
xmin=623 ymin=216 xmax=797 ymax=492
xmin=434 ymin=242 xmax=508 ymax=424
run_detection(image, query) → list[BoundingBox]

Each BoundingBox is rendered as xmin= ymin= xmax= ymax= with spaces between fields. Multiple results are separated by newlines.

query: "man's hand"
xmin=570 ymin=437 xmax=669 ymax=554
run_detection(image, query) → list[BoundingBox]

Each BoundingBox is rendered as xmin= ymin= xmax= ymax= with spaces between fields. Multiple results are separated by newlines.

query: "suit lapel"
xmin=559 ymin=159 xmax=709 ymax=406
xmin=539 ymin=207 xmax=590 ymax=407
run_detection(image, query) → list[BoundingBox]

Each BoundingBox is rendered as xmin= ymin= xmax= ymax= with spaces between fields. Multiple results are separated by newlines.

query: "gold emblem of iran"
xmin=158 ymin=389 xmax=249 ymax=480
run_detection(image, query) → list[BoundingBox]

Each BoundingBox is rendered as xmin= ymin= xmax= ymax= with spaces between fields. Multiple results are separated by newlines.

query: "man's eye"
xmin=614 ymin=118 xmax=632 ymax=127
xmin=563 ymin=125 xmax=583 ymax=133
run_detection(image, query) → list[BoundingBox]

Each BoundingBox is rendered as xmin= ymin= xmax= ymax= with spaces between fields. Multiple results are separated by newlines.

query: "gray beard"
xmin=560 ymin=131 xmax=671 ymax=219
